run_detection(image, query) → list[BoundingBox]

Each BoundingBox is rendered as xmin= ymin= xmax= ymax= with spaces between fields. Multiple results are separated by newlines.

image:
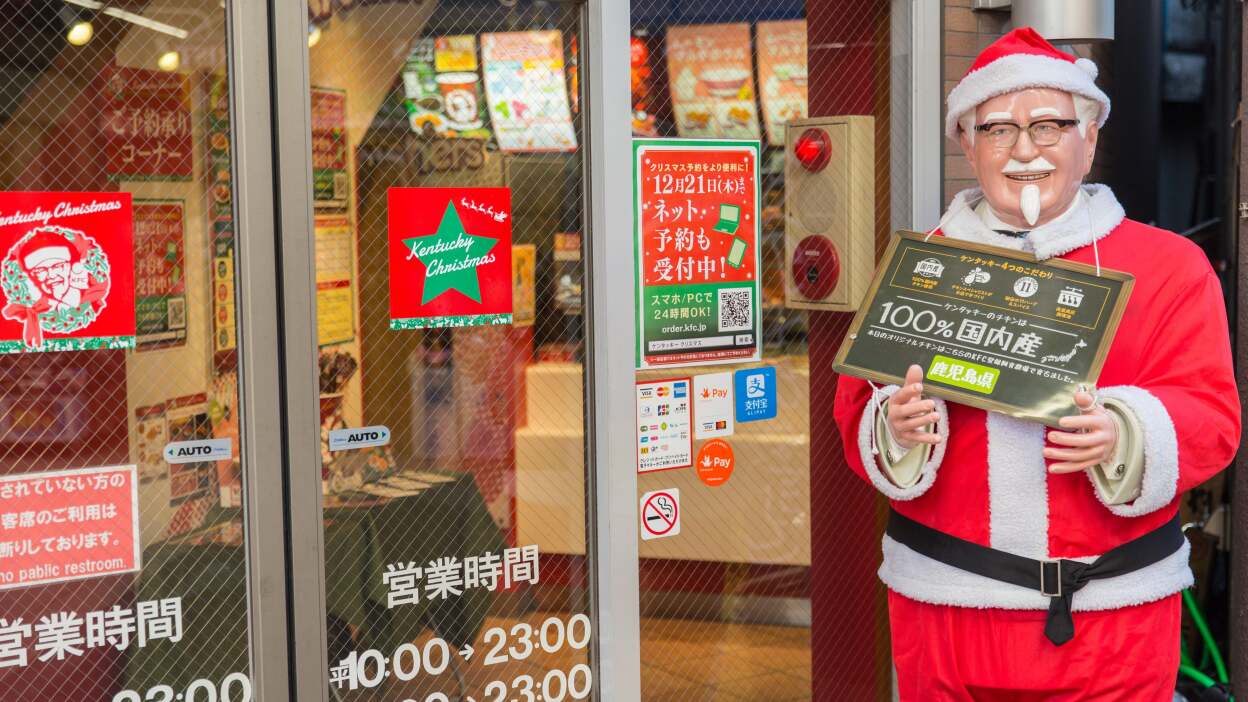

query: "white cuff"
xmin=1088 ymin=402 xmax=1144 ymax=505
xmin=856 ymin=384 xmax=949 ymax=500
xmin=1088 ymin=386 xmax=1179 ymax=517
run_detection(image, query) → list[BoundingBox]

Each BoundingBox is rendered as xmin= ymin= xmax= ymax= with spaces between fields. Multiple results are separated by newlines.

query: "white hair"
xmin=959 ymin=93 xmax=1099 ymax=144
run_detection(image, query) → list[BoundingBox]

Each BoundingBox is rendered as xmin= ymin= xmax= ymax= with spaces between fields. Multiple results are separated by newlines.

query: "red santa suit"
xmin=834 ymin=29 xmax=1240 ymax=702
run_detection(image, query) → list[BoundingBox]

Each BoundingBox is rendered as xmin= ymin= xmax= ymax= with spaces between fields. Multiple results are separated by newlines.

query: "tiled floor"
xmin=639 ymin=617 xmax=811 ymax=701
xmin=337 ymin=612 xmax=811 ymax=701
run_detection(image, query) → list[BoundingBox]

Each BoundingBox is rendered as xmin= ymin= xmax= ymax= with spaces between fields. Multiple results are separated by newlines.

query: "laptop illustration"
xmin=712 ymin=203 xmax=741 ymax=235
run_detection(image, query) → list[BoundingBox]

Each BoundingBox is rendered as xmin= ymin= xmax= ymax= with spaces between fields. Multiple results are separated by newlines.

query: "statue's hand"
xmin=1044 ymin=390 xmax=1117 ymax=473
xmin=885 ymin=364 xmax=944 ymax=450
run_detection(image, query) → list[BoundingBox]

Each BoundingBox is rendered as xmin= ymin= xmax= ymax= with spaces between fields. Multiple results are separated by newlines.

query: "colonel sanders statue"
xmin=834 ymin=28 xmax=1240 ymax=700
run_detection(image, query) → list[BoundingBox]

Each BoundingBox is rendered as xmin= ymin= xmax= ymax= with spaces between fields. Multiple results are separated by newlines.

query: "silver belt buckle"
xmin=1040 ymin=559 xmax=1062 ymax=598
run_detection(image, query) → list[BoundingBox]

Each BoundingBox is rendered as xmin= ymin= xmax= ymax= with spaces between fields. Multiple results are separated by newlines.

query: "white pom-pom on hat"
xmin=1075 ymin=57 xmax=1098 ymax=80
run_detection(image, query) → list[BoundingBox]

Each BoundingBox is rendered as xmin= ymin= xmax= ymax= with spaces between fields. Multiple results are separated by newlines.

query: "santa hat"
xmin=945 ymin=27 xmax=1110 ymax=139
xmin=18 ymin=230 xmax=75 ymax=270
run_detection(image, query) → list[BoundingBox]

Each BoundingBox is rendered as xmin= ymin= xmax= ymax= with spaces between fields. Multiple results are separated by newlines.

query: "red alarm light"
xmin=793 ymin=127 xmax=831 ymax=172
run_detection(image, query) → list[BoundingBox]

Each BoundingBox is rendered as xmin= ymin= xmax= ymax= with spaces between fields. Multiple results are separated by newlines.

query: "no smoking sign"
xmin=640 ymin=488 xmax=680 ymax=541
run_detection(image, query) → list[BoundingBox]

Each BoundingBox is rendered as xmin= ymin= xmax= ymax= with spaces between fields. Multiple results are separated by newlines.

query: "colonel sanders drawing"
xmin=2 ymin=226 xmax=109 ymax=349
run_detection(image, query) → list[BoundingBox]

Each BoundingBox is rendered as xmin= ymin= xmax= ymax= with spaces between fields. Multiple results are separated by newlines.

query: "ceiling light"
xmin=66 ymin=20 xmax=93 ymax=46
xmin=157 ymin=50 xmax=181 ymax=72
xmin=307 ymin=24 xmax=322 ymax=48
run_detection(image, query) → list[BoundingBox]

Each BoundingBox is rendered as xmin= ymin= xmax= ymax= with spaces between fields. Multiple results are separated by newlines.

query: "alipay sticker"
xmin=734 ymin=366 xmax=777 ymax=422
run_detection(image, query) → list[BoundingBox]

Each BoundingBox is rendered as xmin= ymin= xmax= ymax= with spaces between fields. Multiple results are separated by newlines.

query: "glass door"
xmin=295 ymin=2 xmax=599 ymax=699
xmin=0 ymin=1 xmax=286 ymax=701
xmin=621 ymin=1 xmax=917 ymax=700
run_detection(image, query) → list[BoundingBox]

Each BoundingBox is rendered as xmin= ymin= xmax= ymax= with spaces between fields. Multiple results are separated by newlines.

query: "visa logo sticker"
xmin=328 ymin=425 xmax=391 ymax=452
xmin=164 ymin=438 xmax=233 ymax=464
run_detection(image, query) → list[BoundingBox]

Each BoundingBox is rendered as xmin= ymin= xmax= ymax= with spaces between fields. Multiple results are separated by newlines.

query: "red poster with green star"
xmin=388 ymin=187 xmax=513 ymax=329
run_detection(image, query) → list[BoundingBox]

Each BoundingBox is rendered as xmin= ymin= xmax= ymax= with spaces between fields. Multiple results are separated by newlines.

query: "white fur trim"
xmin=946 ymin=53 xmax=1111 ymax=139
xmin=1075 ymin=57 xmax=1098 ymax=80
xmin=856 ymin=384 xmax=949 ymax=500
xmin=879 ymin=534 xmax=1193 ymax=611
xmin=987 ymin=413 xmax=1048 ymax=557
xmin=1088 ymin=386 xmax=1180 ymax=517
xmin=941 ymin=184 xmax=1125 ymax=260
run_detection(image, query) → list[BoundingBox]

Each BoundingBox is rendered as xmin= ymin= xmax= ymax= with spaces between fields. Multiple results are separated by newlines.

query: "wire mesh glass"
xmin=629 ymin=1 xmax=907 ymax=700
xmin=0 ymin=2 xmax=253 ymax=701
xmin=308 ymin=2 xmax=595 ymax=701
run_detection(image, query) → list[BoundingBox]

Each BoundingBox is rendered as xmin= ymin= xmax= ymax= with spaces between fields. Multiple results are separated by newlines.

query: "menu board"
xmin=665 ymin=24 xmax=760 ymax=140
xmin=757 ymin=21 xmax=809 ymax=146
xmin=481 ymin=31 xmax=578 ymax=152
xmin=133 ymin=200 xmax=187 ymax=350
xmin=402 ymin=37 xmax=491 ymax=139
xmin=315 ymin=215 xmax=355 ymax=346
xmin=205 ymin=71 xmax=236 ymax=354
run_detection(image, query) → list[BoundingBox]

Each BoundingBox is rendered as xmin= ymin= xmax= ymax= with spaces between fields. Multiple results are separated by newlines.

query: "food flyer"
xmin=99 ymin=65 xmax=193 ymax=181
xmin=135 ymin=402 xmax=168 ymax=482
xmin=133 ymin=200 xmax=187 ymax=350
xmin=0 ymin=191 xmax=135 ymax=353
xmin=665 ymin=24 xmax=760 ymax=140
xmin=213 ymin=254 xmax=235 ymax=354
xmin=757 ymin=20 xmax=809 ymax=146
xmin=311 ymin=87 xmax=349 ymax=209
xmin=314 ymin=215 xmax=356 ymax=346
xmin=553 ymin=231 xmax=583 ymax=315
xmin=210 ymin=370 xmax=242 ymax=508
xmin=631 ymin=35 xmax=658 ymax=136
xmin=165 ymin=393 xmax=215 ymax=506
xmin=633 ymin=139 xmax=762 ymax=368
xmin=512 ymin=243 xmax=536 ymax=327
xmin=402 ymin=37 xmax=491 ymax=139
xmin=481 ymin=30 xmax=578 ymax=152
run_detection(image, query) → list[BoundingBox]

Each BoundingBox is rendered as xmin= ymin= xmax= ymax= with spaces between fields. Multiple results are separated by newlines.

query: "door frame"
xmin=230 ymin=0 xmax=299 ymax=699
xmin=583 ymin=1 xmax=642 ymax=700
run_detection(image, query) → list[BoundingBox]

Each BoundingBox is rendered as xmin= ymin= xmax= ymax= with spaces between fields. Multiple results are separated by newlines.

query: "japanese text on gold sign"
xmin=957 ymin=254 xmax=1054 ymax=279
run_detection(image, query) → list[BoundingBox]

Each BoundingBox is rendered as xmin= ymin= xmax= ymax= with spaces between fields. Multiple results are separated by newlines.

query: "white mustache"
xmin=1002 ymin=157 xmax=1056 ymax=174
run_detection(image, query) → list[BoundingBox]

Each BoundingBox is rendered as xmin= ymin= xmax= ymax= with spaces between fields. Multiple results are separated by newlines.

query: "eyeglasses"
xmin=29 ymin=261 xmax=70 ymax=282
xmin=973 ymin=119 xmax=1079 ymax=147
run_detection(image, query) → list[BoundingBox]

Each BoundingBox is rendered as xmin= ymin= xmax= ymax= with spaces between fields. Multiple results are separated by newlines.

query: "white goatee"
xmin=1020 ymin=184 xmax=1041 ymax=226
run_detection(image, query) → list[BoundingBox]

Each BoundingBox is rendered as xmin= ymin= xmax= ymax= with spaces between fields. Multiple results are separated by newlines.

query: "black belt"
xmin=886 ymin=508 xmax=1185 ymax=646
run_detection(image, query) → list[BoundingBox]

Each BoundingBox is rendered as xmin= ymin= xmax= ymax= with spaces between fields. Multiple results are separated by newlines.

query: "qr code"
xmin=167 ymin=297 xmax=187 ymax=330
xmin=717 ymin=287 xmax=752 ymax=332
